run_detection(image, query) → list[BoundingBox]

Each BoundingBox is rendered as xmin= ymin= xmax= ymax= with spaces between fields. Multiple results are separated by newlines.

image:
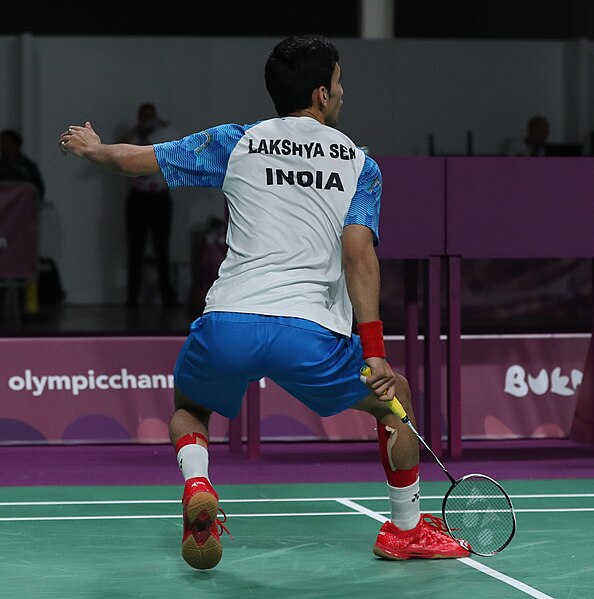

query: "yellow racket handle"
xmin=360 ymin=366 xmax=409 ymax=422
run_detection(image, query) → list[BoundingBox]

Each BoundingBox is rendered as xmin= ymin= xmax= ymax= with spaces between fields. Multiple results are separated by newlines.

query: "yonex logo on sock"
xmin=412 ymin=493 xmax=420 ymax=503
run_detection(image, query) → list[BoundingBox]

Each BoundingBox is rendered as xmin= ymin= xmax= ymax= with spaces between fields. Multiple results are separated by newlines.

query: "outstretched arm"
xmin=59 ymin=121 xmax=160 ymax=177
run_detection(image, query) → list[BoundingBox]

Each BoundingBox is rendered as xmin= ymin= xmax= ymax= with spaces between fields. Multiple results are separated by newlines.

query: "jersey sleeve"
xmin=154 ymin=123 xmax=247 ymax=189
xmin=344 ymin=155 xmax=382 ymax=246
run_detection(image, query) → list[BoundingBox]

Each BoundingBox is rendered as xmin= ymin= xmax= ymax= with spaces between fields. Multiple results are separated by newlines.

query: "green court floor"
xmin=1 ymin=479 xmax=593 ymax=599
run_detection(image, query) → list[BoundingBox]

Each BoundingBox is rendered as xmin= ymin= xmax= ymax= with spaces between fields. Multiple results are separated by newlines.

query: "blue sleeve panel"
xmin=343 ymin=155 xmax=382 ymax=246
xmin=154 ymin=123 xmax=252 ymax=189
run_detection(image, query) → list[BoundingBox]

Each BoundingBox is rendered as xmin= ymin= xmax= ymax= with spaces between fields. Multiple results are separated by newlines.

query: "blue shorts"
xmin=174 ymin=312 xmax=370 ymax=419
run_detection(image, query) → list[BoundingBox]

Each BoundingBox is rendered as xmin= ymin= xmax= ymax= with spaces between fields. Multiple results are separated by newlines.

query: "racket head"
xmin=442 ymin=473 xmax=516 ymax=557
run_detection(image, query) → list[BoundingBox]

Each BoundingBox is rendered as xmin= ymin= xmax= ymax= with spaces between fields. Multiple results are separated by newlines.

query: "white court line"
xmin=3 ymin=507 xmax=594 ymax=522
xmin=1 ymin=492 xmax=593 ymax=507
xmin=0 ymin=497 xmax=384 ymax=507
xmin=384 ymin=333 xmax=591 ymax=340
xmin=0 ymin=496 xmax=396 ymax=507
xmin=0 ymin=492 xmax=580 ymax=598
xmin=460 ymin=559 xmax=556 ymax=599
xmin=0 ymin=512 xmax=362 ymax=522
xmin=502 ymin=494 xmax=594 ymax=499
xmin=335 ymin=498 xmax=556 ymax=599
xmin=0 ymin=496 xmax=582 ymax=598
xmin=506 ymin=508 xmax=594 ymax=513
xmin=0 ymin=497 xmax=376 ymax=507
xmin=0 ymin=500 xmax=180 ymax=506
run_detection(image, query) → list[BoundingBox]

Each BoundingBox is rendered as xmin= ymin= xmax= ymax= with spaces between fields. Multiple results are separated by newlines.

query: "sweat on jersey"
xmin=154 ymin=116 xmax=382 ymax=337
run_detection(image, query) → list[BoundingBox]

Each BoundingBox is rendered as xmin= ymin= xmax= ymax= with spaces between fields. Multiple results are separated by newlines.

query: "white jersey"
xmin=154 ymin=116 xmax=382 ymax=336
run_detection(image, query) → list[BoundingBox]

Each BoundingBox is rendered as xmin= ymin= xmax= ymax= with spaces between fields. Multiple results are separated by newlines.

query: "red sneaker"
xmin=181 ymin=477 xmax=230 ymax=569
xmin=373 ymin=514 xmax=470 ymax=560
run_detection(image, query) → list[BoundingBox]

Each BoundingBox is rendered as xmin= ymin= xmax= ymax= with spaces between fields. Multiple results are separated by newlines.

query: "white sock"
xmin=388 ymin=478 xmax=421 ymax=531
xmin=176 ymin=444 xmax=209 ymax=481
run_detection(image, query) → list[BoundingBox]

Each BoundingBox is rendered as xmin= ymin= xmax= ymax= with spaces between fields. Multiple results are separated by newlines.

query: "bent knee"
xmin=352 ymin=372 xmax=414 ymax=420
xmin=393 ymin=373 xmax=412 ymax=411
xmin=174 ymin=385 xmax=212 ymax=419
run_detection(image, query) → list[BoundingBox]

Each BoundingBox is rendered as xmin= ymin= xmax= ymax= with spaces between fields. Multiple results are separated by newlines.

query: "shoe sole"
xmin=373 ymin=545 xmax=468 ymax=560
xmin=182 ymin=491 xmax=222 ymax=570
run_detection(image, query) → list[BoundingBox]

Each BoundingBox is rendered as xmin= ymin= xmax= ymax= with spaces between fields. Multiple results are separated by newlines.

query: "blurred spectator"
xmin=0 ymin=129 xmax=47 ymax=321
xmin=0 ymin=129 xmax=45 ymax=199
xmin=508 ymin=115 xmax=550 ymax=156
xmin=188 ymin=216 xmax=227 ymax=317
xmin=117 ymin=103 xmax=179 ymax=307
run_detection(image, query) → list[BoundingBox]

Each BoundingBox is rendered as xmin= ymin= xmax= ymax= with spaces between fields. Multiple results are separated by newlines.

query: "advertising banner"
xmin=0 ymin=335 xmax=589 ymax=445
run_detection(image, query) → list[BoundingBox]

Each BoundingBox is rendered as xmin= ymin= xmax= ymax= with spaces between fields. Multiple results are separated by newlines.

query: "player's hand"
xmin=361 ymin=357 xmax=396 ymax=402
xmin=59 ymin=121 xmax=101 ymax=157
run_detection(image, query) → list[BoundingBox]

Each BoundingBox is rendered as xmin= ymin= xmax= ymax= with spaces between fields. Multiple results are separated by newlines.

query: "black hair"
xmin=0 ymin=129 xmax=22 ymax=145
xmin=137 ymin=103 xmax=156 ymax=118
xmin=528 ymin=115 xmax=548 ymax=128
xmin=265 ymin=34 xmax=339 ymax=117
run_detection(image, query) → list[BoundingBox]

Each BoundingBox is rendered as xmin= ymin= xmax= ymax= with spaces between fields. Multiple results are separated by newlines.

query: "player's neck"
xmin=286 ymin=108 xmax=326 ymax=125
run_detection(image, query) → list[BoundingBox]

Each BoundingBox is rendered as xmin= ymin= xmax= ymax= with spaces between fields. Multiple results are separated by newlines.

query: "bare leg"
xmin=351 ymin=372 xmax=419 ymax=470
xmin=352 ymin=372 xmax=422 ymax=531
xmin=169 ymin=385 xmax=212 ymax=447
xmin=357 ymin=373 xmax=470 ymax=559
xmin=170 ymin=385 xmax=226 ymax=570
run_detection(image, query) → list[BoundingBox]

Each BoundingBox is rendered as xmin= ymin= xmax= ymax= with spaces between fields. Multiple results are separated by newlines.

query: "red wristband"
xmin=357 ymin=320 xmax=386 ymax=359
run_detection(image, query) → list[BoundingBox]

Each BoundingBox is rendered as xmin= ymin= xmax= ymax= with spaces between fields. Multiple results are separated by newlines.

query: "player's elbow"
xmin=117 ymin=146 xmax=158 ymax=176
xmin=343 ymin=243 xmax=378 ymax=276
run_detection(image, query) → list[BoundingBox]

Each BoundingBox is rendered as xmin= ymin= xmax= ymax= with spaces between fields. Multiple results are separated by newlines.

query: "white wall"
xmin=0 ymin=35 xmax=588 ymax=303
xmin=338 ymin=38 xmax=568 ymax=156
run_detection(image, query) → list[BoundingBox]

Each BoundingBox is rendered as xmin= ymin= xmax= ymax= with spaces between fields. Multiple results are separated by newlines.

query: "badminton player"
xmin=59 ymin=34 xmax=469 ymax=569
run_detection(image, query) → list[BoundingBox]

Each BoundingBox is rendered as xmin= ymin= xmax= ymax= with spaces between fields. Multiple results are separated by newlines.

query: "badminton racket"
xmin=360 ymin=365 xmax=516 ymax=556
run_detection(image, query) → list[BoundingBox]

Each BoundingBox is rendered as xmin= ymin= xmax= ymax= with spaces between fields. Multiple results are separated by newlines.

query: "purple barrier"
xmin=2 ymin=159 xmax=592 ymax=451
xmin=375 ymin=157 xmax=445 ymax=259
xmin=445 ymin=157 xmax=594 ymax=450
xmin=375 ymin=157 xmax=446 ymax=454
xmin=371 ymin=157 xmax=594 ymax=455
xmin=0 ymin=335 xmax=588 ymax=445
xmin=447 ymin=158 xmax=594 ymax=258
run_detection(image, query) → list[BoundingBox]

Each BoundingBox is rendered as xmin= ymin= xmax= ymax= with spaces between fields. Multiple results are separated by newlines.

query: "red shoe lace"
xmin=421 ymin=513 xmax=450 ymax=533
xmin=216 ymin=508 xmax=233 ymax=539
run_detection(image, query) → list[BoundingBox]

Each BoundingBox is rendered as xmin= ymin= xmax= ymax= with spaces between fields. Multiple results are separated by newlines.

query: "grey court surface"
xmin=1 ymin=478 xmax=592 ymax=599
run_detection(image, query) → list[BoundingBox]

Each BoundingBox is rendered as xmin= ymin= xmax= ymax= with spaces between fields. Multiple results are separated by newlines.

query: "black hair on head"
xmin=265 ymin=34 xmax=339 ymax=117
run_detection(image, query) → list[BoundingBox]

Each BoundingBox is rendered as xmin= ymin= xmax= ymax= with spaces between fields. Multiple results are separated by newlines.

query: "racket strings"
xmin=443 ymin=474 xmax=515 ymax=556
